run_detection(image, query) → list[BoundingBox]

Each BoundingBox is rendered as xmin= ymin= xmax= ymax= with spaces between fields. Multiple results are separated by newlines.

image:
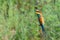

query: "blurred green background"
xmin=0 ymin=0 xmax=60 ymax=40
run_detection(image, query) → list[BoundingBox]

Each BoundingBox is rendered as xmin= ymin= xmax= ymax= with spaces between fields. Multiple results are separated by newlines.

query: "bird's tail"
xmin=40 ymin=24 xmax=45 ymax=32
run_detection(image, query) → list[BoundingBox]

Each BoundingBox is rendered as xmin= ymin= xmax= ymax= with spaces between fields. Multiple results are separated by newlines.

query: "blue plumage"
xmin=40 ymin=24 xmax=45 ymax=32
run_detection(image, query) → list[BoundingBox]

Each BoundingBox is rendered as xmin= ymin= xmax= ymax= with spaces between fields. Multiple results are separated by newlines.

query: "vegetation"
xmin=0 ymin=0 xmax=60 ymax=40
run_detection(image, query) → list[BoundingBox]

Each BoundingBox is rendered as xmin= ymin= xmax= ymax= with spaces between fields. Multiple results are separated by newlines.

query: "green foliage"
xmin=0 ymin=0 xmax=60 ymax=40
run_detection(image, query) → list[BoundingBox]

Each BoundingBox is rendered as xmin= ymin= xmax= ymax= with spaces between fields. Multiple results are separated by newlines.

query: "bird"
xmin=35 ymin=9 xmax=45 ymax=32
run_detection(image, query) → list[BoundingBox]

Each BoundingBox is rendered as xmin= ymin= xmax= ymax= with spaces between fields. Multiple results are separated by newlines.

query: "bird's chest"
xmin=39 ymin=14 xmax=44 ymax=24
